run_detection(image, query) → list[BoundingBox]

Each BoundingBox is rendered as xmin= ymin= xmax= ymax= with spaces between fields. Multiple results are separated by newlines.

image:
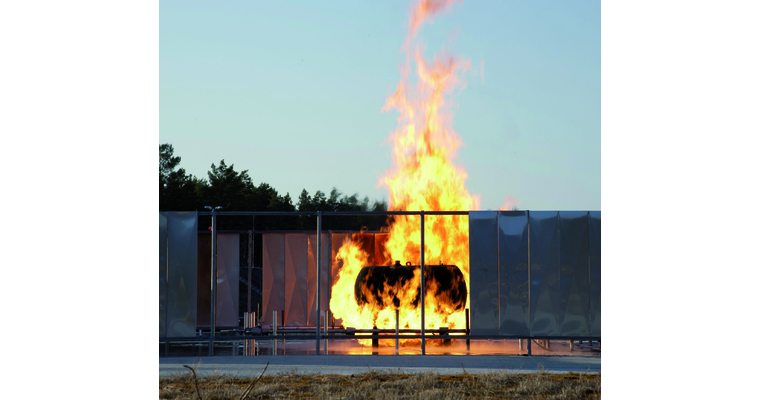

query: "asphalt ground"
xmin=159 ymin=355 xmax=601 ymax=377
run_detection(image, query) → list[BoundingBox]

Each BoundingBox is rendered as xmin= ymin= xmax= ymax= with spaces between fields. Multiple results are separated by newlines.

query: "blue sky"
xmin=160 ymin=0 xmax=600 ymax=210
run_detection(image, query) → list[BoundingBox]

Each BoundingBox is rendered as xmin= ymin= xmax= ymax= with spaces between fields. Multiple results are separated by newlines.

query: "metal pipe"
xmin=273 ymin=310 xmax=277 ymax=356
xmin=316 ymin=211 xmax=322 ymax=354
xmin=527 ymin=338 xmax=532 ymax=356
xmin=323 ymin=310 xmax=328 ymax=354
xmin=395 ymin=309 xmax=399 ymax=354
xmin=244 ymin=312 xmax=248 ymax=355
xmin=465 ymin=308 xmax=470 ymax=351
xmin=420 ymin=210 xmax=425 ymax=355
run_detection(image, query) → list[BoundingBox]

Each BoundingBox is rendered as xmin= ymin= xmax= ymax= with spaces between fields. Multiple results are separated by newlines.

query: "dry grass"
xmin=159 ymin=369 xmax=600 ymax=399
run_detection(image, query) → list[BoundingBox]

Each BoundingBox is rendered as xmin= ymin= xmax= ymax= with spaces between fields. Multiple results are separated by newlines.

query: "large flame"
xmin=329 ymin=0 xmax=478 ymax=339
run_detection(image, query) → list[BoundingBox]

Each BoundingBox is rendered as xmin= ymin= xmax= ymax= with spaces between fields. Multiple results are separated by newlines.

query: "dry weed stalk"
xmin=237 ymin=362 xmax=270 ymax=400
xmin=182 ymin=364 xmax=202 ymax=400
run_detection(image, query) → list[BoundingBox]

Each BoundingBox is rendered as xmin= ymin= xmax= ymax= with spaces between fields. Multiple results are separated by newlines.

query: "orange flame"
xmin=329 ymin=0 xmax=478 ymax=341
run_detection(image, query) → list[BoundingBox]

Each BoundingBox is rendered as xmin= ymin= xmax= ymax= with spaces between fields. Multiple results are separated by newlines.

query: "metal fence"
xmin=159 ymin=210 xmax=600 ymax=356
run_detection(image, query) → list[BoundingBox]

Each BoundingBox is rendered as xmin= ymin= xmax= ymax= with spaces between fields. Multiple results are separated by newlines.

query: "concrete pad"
xmin=159 ymin=355 xmax=600 ymax=377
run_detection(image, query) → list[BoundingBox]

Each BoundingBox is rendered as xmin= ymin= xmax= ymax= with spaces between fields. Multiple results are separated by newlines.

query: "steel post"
xmin=316 ymin=211 xmax=322 ymax=354
xmin=209 ymin=208 xmax=218 ymax=356
xmin=273 ymin=311 xmax=277 ymax=355
xmin=248 ymin=217 xmax=254 ymax=317
xmin=395 ymin=309 xmax=399 ymax=354
xmin=420 ymin=210 xmax=425 ymax=355
xmin=465 ymin=308 xmax=470 ymax=351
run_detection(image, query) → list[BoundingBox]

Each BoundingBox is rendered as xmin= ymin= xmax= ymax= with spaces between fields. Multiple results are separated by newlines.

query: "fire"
xmin=329 ymin=0 xmax=479 ymax=340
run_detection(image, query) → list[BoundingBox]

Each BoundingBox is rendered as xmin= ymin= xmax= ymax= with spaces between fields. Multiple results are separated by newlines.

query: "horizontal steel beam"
xmin=197 ymin=211 xmax=470 ymax=216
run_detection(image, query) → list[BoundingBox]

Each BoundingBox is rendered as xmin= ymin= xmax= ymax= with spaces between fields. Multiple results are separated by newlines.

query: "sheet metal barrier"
xmin=161 ymin=211 xmax=198 ymax=337
xmin=159 ymin=214 xmax=168 ymax=338
xmin=197 ymin=233 xmax=238 ymax=328
xmin=589 ymin=211 xmax=601 ymax=337
xmin=497 ymin=211 xmax=530 ymax=337
xmin=307 ymin=233 xmax=331 ymax=326
xmin=469 ymin=210 xmax=600 ymax=339
xmin=559 ymin=211 xmax=590 ymax=337
xmin=160 ymin=210 xmax=600 ymax=342
xmin=468 ymin=211 xmax=499 ymax=335
xmin=528 ymin=211 xmax=560 ymax=336
xmin=262 ymin=234 xmax=285 ymax=325
xmin=330 ymin=233 xmax=351 ymax=328
xmin=215 ymin=234 xmax=240 ymax=327
xmin=284 ymin=234 xmax=309 ymax=326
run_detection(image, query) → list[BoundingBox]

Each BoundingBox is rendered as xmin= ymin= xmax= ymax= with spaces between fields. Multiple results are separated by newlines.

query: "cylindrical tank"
xmin=354 ymin=261 xmax=467 ymax=312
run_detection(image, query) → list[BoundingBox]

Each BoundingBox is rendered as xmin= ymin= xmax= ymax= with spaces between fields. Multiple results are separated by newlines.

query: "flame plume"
xmin=329 ymin=0 xmax=478 ymax=340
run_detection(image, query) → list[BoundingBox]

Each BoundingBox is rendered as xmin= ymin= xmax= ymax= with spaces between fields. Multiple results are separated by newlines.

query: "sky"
xmin=160 ymin=0 xmax=601 ymax=211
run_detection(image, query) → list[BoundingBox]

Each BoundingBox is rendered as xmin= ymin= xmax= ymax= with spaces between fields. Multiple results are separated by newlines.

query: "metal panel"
xmin=215 ymin=233 xmax=239 ymax=327
xmin=497 ymin=211 xmax=530 ymax=336
xmin=262 ymin=234 xmax=285 ymax=325
xmin=284 ymin=234 xmax=308 ymax=326
xmin=330 ymin=233 xmax=351 ymax=327
xmin=307 ymin=233 xmax=331 ymax=326
xmin=589 ymin=211 xmax=601 ymax=337
xmin=468 ymin=211 xmax=499 ymax=335
xmin=164 ymin=211 xmax=198 ymax=337
xmin=352 ymin=233 xmax=375 ymax=265
xmin=529 ymin=211 xmax=560 ymax=336
xmin=196 ymin=234 xmax=211 ymax=326
xmin=374 ymin=233 xmax=391 ymax=266
xmin=559 ymin=211 xmax=590 ymax=336
xmin=159 ymin=214 xmax=168 ymax=338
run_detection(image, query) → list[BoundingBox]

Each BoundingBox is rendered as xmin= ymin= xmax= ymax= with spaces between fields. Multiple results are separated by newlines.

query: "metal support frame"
xmin=164 ymin=209 xmax=601 ymax=358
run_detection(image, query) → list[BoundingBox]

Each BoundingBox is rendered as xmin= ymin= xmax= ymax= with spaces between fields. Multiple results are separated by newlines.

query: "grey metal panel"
xmin=262 ymin=234 xmax=285 ymax=325
xmin=159 ymin=214 xmax=168 ymax=338
xmin=589 ymin=211 xmax=601 ymax=337
xmin=307 ymin=233 xmax=331 ymax=326
xmin=216 ymin=234 xmax=240 ymax=327
xmin=559 ymin=211 xmax=590 ymax=337
xmin=165 ymin=211 xmax=198 ymax=337
xmin=196 ymin=234 xmax=211 ymax=327
xmin=529 ymin=211 xmax=560 ymax=336
xmin=497 ymin=211 xmax=530 ymax=337
xmin=468 ymin=211 xmax=499 ymax=335
xmin=284 ymin=234 xmax=308 ymax=326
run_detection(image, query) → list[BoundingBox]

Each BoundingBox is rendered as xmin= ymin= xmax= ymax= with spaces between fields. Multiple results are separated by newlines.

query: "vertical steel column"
xmin=273 ymin=310 xmax=277 ymax=356
xmin=248 ymin=217 xmax=254 ymax=317
xmin=527 ymin=211 xmax=531 ymax=348
xmin=395 ymin=309 xmax=400 ymax=354
xmin=323 ymin=310 xmax=328 ymax=354
xmin=209 ymin=208 xmax=218 ymax=356
xmin=465 ymin=308 xmax=470 ymax=351
xmin=316 ymin=211 xmax=322 ymax=355
xmin=420 ymin=210 xmax=425 ymax=355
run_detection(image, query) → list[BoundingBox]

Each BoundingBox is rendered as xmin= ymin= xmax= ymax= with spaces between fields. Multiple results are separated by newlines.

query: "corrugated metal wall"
xmin=159 ymin=212 xmax=198 ymax=338
xmin=159 ymin=211 xmax=600 ymax=338
xmin=469 ymin=211 xmax=601 ymax=338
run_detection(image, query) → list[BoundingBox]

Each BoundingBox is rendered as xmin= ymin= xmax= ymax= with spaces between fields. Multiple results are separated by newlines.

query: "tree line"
xmin=160 ymin=143 xmax=389 ymax=231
